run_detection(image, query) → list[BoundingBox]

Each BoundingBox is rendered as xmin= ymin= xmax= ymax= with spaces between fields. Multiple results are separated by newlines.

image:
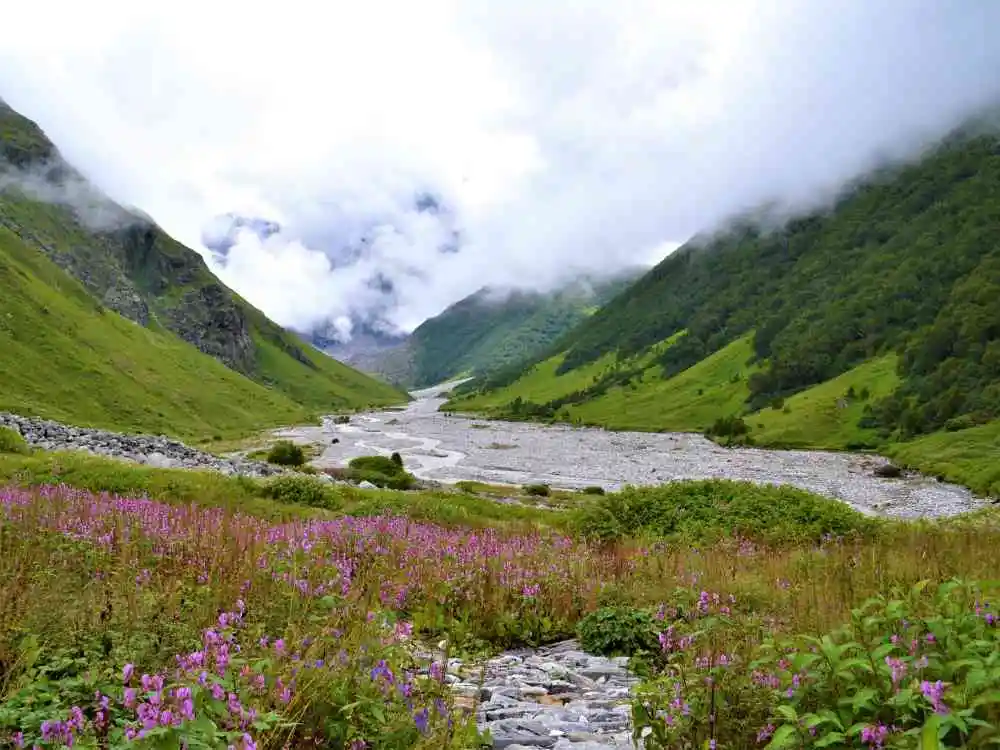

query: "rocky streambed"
xmin=433 ymin=639 xmax=638 ymax=750
xmin=278 ymin=383 xmax=986 ymax=519
xmin=0 ymin=412 xmax=282 ymax=477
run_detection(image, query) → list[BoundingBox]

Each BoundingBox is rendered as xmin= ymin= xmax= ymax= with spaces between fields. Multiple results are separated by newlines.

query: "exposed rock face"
xmin=0 ymin=412 xmax=282 ymax=477
xmin=164 ymin=283 xmax=256 ymax=374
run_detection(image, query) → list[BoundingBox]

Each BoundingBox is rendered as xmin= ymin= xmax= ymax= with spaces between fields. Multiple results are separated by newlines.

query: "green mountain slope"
xmin=0 ymin=98 xmax=404 ymax=438
xmin=0 ymin=225 xmax=307 ymax=439
xmin=447 ymin=122 xmax=1000 ymax=494
xmin=370 ymin=273 xmax=642 ymax=389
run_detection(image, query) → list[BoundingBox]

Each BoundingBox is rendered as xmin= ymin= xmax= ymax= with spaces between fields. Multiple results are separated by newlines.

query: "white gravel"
xmin=275 ymin=382 xmax=985 ymax=519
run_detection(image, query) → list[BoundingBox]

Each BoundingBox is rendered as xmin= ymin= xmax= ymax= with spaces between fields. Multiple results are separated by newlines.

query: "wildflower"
xmin=123 ymin=663 xmax=135 ymax=684
xmin=921 ymin=680 xmax=948 ymax=714
xmin=885 ymin=656 xmax=907 ymax=685
xmin=413 ymin=707 xmax=430 ymax=734
xmin=860 ymin=723 xmax=891 ymax=748
xmin=757 ymin=724 xmax=775 ymax=743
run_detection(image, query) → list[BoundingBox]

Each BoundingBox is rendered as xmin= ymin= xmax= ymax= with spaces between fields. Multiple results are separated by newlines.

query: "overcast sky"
xmin=2 ymin=1 xmax=999 ymax=337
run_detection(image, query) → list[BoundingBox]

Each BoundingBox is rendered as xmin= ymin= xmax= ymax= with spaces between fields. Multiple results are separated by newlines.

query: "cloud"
xmin=0 ymin=158 xmax=141 ymax=233
xmin=0 ymin=0 xmax=998 ymax=338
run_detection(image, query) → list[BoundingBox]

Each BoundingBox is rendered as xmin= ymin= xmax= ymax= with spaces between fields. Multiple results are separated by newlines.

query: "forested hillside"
xmin=368 ymin=273 xmax=642 ymax=389
xmin=460 ymin=127 xmax=1000 ymax=441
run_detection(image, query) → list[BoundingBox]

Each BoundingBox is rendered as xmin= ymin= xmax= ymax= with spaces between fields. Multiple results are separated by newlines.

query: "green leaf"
xmin=776 ymin=705 xmax=798 ymax=722
xmin=814 ymin=731 xmax=846 ymax=748
xmin=766 ymin=724 xmax=798 ymax=750
xmin=973 ymin=690 xmax=1000 ymax=708
xmin=921 ymin=714 xmax=942 ymax=750
xmin=850 ymin=687 xmax=878 ymax=712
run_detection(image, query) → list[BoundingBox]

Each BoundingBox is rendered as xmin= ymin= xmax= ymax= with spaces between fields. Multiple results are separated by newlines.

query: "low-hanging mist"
xmin=0 ymin=0 xmax=998 ymax=340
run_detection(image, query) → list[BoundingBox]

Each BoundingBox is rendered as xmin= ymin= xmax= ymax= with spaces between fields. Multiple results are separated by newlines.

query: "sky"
xmin=1 ymin=0 xmax=999 ymax=339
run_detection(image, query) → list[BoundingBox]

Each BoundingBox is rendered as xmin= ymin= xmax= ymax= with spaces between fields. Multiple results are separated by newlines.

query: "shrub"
xmin=873 ymin=463 xmax=903 ymax=478
xmin=523 ymin=483 xmax=551 ymax=497
xmin=347 ymin=455 xmax=416 ymax=490
xmin=573 ymin=480 xmax=878 ymax=544
xmin=390 ymin=451 xmax=404 ymax=468
xmin=261 ymin=474 xmax=338 ymax=509
xmin=0 ymin=426 xmax=30 ymax=455
xmin=266 ymin=440 xmax=305 ymax=467
xmin=577 ymin=606 xmax=659 ymax=657
xmin=748 ymin=580 xmax=1000 ymax=750
xmin=582 ymin=485 xmax=606 ymax=495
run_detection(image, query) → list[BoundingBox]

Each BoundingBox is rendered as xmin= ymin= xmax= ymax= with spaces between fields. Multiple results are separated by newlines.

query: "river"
xmin=274 ymin=381 xmax=984 ymax=518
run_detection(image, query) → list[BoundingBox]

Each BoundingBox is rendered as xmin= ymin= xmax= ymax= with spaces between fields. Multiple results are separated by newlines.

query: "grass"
xmin=886 ymin=419 xmax=1000 ymax=497
xmin=569 ymin=334 xmax=758 ymax=431
xmin=0 ymin=449 xmax=565 ymax=531
xmin=444 ymin=332 xmax=683 ymax=415
xmin=445 ymin=351 xmax=619 ymax=412
xmin=747 ymin=354 xmax=901 ymax=449
xmin=248 ymin=327 xmax=405 ymax=413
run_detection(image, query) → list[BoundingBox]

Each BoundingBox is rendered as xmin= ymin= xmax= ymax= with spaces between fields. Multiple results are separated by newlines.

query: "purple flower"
xmin=861 ymin=723 xmax=890 ymax=748
xmin=413 ymin=707 xmax=430 ymax=734
xmin=921 ymin=680 xmax=948 ymax=714
xmin=123 ymin=663 xmax=135 ymax=684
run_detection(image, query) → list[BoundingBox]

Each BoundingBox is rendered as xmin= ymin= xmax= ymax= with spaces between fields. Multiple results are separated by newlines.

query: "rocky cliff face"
xmin=0 ymin=101 xmax=288 ymax=380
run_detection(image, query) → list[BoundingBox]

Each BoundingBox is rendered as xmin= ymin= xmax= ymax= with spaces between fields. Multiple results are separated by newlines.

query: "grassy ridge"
xmin=749 ymin=355 xmax=901 ymax=449
xmin=0 ymin=226 xmax=326 ymax=441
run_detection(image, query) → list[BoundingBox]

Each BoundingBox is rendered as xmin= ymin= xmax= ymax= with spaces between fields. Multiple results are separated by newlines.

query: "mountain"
xmin=0 ymin=98 xmax=406 ymax=440
xmin=445 ymin=122 xmax=1000 ymax=496
xmin=342 ymin=272 xmax=645 ymax=389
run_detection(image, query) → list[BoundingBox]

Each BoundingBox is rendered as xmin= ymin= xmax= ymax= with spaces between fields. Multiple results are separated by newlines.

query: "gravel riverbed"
xmin=277 ymin=382 xmax=984 ymax=519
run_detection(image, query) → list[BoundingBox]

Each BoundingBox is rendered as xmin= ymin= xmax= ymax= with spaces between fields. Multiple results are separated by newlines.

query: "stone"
xmin=0 ymin=412 xmax=284 ymax=478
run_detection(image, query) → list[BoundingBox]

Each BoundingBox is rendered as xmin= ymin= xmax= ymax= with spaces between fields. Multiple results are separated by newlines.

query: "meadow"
xmin=2 ymin=453 xmax=1000 ymax=748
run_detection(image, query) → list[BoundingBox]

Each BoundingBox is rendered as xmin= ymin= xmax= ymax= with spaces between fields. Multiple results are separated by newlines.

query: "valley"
xmin=277 ymin=382 xmax=982 ymax=518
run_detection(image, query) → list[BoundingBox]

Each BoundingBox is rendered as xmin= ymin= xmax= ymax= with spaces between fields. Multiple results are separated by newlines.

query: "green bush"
xmin=266 ymin=440 xmax=305 ymax=466
xmin=523 ymin=483 xmax=551 ymax=497
xmin=577 ymin=606 xmax=659 ymax=657
xmin=261 ymin=474 xmax=338 ymax=509
xmin=347 ymin=455 xmax=416 ymax=490
xmin=0 ymin=426 xmax=30 ymax=455
xmin=581 ymin=485 xmax=606 ymax=495
xmin=747 ymin=580 xmax=1000 ymax=750
xmin=573 ymin=479 xmax=878 ymax=544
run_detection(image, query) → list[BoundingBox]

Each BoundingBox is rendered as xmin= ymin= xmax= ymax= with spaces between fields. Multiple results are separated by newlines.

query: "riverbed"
xmin=274 ymin=381 xmax=983 ymax=518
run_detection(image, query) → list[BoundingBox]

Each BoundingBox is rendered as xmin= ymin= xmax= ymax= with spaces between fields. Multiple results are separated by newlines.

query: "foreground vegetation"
xmin=2 ymin=439 xmax=1000 ymax=748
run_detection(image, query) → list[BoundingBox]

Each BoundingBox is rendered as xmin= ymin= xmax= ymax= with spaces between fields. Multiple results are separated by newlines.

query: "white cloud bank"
xmin=1 ymin=0 xmax=998 ymax=336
